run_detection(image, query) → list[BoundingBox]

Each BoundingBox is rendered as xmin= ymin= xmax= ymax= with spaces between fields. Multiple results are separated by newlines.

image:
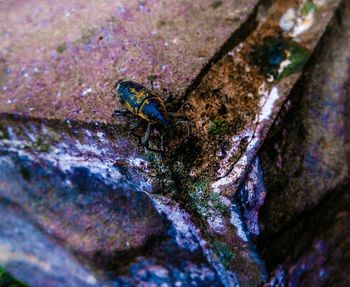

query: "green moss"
xmin=147 ymin=75 xmax=157 ymax=84
xmin=277 ymin=43 xmax=309 ymax=80
xmin=45 ymin=129 xmax=62 ymax=143
xmin=209 ymin=191 xmax=226 ymax=214
xmin=0 ymin=266 xmax=30 ymax=287
xmin=56 ymin=43 xmax=67 ymax=53
xmin=145 ymin=151 xmax=179 ymax=196
xmin=70 ymin=27 xmax=98 ymax=45
xmin=212 ymin=241 xmax=235 ymax=267
xmin=188 ymin=176 xmax=226 ymax=219
xmin=27 ymin=138 xmax=51 ymax=153
xmin=250 ymin=37 xmax=286 ymax=78
xmin=250 ymin=36 xmax=309 ymax=81
xmin=145 ymin=151 xmax=162 ymax=170
xmin=208 ymin=118 xmax=228 ymax=136
xmin=301 ymin=2 xmax=317 ymax=16
xmin=145 ymin=151 xmax=226 ymax=221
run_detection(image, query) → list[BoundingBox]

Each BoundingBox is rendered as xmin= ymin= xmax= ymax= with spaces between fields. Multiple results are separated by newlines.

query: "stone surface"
xmin=0 ymin=118 xmax=236 ymax=286
xmin=0 ymin=199 xmax=104 ymax=287
xmin=236 ymin=157 xmax=267 ymax=237
xmin=255 ymin=0 xmax=350 ymax=285
xmin=259 ymin=0 xmax=350 ymax=235
xmin=174 ymin=0 xmax=343 ymax=198
xmin=0 ymin=0 xmax=259 ymax=123
xmin=158 ymin=4 xmax=344 ymax=283
xmin=0 ymin=0 xmax=348 ymax=286
xmin=0 ymin=151 xmax=166 ymax=265
xmin=264 ymin=184 xmax=350 ymax=287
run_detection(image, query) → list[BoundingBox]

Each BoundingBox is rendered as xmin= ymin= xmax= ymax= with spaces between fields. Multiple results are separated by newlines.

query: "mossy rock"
xmin=208 ymin=118 xmax=228 ymax=136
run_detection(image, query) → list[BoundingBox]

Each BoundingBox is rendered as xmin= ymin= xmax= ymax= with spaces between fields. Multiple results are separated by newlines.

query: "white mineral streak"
xmin=278 ymin=59 xmax=292 ymax=75
xmin=279 ymin=8 xmax=297 ymax=32
xmin=212 ymin=87 xmax=279 ymax=193
xmin=230 ymin=204 xmax=249 ymax=242
xmin=151 ymin=196 xmax=201 ymax=252
xmin=207 ymin=214 xmax=226 ymax=234
xmin=151 ymin=196 xmax=239 ymax=287
xmin=81 ymin=87 xmax=93 ymax=96
xmin=279 ymin=2 xmax=316 ymax=38
xmin=0 ymin=127 xmax=152 ymax=192
xmin=314 ymin=0 xmax=328 ymax=6
xmin=216 ymin=129 xmax=254 ymax=178
xmin=0 ymin=243 xmax=52 ymax=272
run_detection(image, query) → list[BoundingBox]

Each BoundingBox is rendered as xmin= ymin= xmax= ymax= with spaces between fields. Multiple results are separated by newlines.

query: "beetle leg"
xmin=164 ymin=94 xmax=174 ymax=104
xmin=112 ymin=109 xmax=130 ymax=117
xmin=147 ymin=76 xmax=156 ymax=90
xmin=142 ymin=122 xmax=152 ymax=147
xmin=130 ymin=121 xmax=144 ymax=131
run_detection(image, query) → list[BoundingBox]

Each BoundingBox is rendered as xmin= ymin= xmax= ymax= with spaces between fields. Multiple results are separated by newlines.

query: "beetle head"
xmin=113 ymin=79 xmax=125 ymax=94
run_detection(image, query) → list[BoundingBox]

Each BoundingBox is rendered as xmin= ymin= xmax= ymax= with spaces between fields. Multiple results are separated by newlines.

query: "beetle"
xmin=113 ymin=80 xmax=172 ymax=151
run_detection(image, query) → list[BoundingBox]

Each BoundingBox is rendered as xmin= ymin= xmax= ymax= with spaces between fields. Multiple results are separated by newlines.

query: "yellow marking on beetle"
xmin=139 ymin=99 xmax=150 ymax=115
xmin=125 ymin=101 xmax=136 ymax=114
xmin=135 ymin=90 xmax=146 ymax=102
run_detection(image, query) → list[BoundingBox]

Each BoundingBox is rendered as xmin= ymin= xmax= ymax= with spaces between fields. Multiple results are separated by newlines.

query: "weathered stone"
xmin=0 ymin=118 xmax=233 ymax=286
xmin=0 ymin=0 xmax=347 ymax=286
xmin=236 ymin=157 xmax=267 ymax=237
xmin=264 ymin=184 xmax=350 ymax=287
xmin=0 ymin=0 xmax=259 ymax=123
xmin=206 ymin=0 xmax=343 ymax=195
xmin=259 ymin=0 xmax=350 ymax=235
xmin=0 ymin=200 xmax=104 ymax=287
xmin=0 ymin=118 xmax=167 ymax=266
xmin=0 ymin=151 xmax=167 ymax=265
xmin=160 ymin=1 xmax=343 ymax=284
xmin=0 ymin=0 xmax=264 ymax=286
xmin=255 ymin=0 xmax=350 ymax=285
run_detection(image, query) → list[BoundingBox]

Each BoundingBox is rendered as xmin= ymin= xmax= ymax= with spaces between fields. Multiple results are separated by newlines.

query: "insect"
xmin=113 ymin=80 xmax=173 ymax=152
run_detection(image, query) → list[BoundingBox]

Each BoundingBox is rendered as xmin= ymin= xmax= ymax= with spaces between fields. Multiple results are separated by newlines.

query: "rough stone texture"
xmin=0 ymin=119 xmax=232 ymax=286
xmin=265 ymin=184 xmax=350 ymax=287
xmin=236 ymin=157 xmax=267 ymax=237
xmin=166 ymin=0 xmax=343 ymax=200
xmin=0 ymin=0 xmax=259 ymax=123
xmin=259 ymin=0 xmax=350 ymax=235
xmin=161 ymin=4 xmax=344 ymax=283
xmin=0 ymin=151 xmax=167 ymax=265
xmin=0 ymin=199 xmax=104 ymax=287
xmin=0 ymin=0 xmax=348 ymax=286
xmin=255 ymin=0 xmax=350 ymax=285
